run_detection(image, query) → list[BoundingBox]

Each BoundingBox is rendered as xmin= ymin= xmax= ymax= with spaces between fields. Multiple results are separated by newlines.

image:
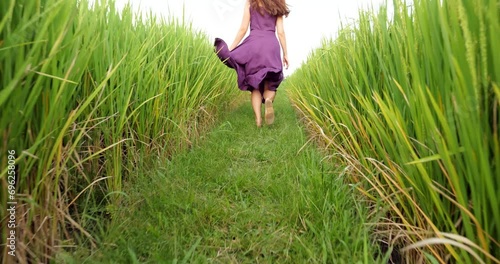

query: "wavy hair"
xmin=250 ymin=0 xmax=290 ymax=17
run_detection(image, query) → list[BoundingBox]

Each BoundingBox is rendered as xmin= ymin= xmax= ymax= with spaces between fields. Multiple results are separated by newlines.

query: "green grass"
xmin=6 ymin=0 xmax=496 ymax=262
xmin=286 ymin=0 xmax=499 ymax=263
xmin=62 ymin=92 xmax=385 ymax=263
xmin=0 ymin=0 xmax=237 ymax=261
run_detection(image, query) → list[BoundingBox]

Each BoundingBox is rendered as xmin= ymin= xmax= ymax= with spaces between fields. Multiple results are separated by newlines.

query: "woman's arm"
xmin=276 ymin=16 xmax=289 ymax=69
xmin=229 ymin=0 xmax=251 ymax=51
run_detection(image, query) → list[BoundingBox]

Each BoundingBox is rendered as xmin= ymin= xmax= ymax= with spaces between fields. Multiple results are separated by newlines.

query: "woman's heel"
xmin=264 ymin=98 xmax=274 ymax=125
xmin=256 ymin=118 xmax=262 ymax=128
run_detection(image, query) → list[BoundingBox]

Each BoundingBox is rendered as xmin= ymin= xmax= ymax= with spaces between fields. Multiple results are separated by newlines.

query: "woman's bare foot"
xmin=264 ymin=98 xmax=274 ymax=125
xmin=256 ymin=118 xmax=262 ymax=127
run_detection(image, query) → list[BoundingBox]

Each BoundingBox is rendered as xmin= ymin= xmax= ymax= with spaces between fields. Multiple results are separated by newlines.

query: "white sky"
xmin=114 ymin=0 xmax=394 ymax=74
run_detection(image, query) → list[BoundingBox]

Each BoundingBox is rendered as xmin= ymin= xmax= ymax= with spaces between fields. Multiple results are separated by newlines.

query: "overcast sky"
xmin=113 ymin=0 xmax=394 ymax=74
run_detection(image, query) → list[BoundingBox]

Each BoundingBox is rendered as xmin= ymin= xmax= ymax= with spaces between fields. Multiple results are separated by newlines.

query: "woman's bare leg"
xmin=263 ymin=82 xmax=275 ymax=125
xmin=251 ymin=89 xmax=262 ymax=127
xmin=263 ymin=82 xmax=276 ymax=102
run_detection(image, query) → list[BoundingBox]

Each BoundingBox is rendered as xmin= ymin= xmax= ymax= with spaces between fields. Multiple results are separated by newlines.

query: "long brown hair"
xmin=250 ymin=0 xmax=290 ymax=17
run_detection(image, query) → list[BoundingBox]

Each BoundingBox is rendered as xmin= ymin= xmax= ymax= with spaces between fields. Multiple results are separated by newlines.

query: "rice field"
xmin=0 ymin=0 xmax=237 ymax=262
xmin=286 ymin=0 xmax=499 ymax=263
xmin=1 ymin=0 xmax=499 ymax=263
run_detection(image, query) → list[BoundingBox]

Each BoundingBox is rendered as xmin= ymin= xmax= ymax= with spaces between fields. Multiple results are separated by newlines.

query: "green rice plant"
xmin=286 ymin=0 xmax=499 ymax=262
xmin=0 ymin=0 xmax=237 ymax=261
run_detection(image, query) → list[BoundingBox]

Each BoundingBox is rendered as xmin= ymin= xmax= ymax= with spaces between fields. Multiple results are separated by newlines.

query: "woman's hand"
xmin=283 ymin=55 xmax=289 ymax=70
xmin=229 ymin=0 xmax=250 ymax=52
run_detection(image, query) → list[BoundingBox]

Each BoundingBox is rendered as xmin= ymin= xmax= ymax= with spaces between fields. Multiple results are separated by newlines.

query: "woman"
xmin=214 ymin=0 xmax=290 ymax=127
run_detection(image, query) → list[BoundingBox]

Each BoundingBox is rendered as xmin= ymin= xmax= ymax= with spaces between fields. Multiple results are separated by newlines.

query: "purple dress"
xmin=214 ymin=7 xmax=283 ymax=96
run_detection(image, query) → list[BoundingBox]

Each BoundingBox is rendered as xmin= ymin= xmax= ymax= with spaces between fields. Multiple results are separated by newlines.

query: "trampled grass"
xmin=63 ymin=93 xmax=385 ymax=263
xmin=0 ymin=0 xmax=237 ymax=261
xmin=286 ymin=0 xmax=499 ymax=263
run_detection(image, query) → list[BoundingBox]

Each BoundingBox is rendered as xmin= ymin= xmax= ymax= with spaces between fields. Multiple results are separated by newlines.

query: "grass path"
xmin=70 ymin=93 xmax=383 ymax=263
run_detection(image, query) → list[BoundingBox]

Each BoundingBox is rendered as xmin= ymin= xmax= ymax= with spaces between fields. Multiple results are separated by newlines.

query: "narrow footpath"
xmin=75 ymin=93 xmax=380 ymax=263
